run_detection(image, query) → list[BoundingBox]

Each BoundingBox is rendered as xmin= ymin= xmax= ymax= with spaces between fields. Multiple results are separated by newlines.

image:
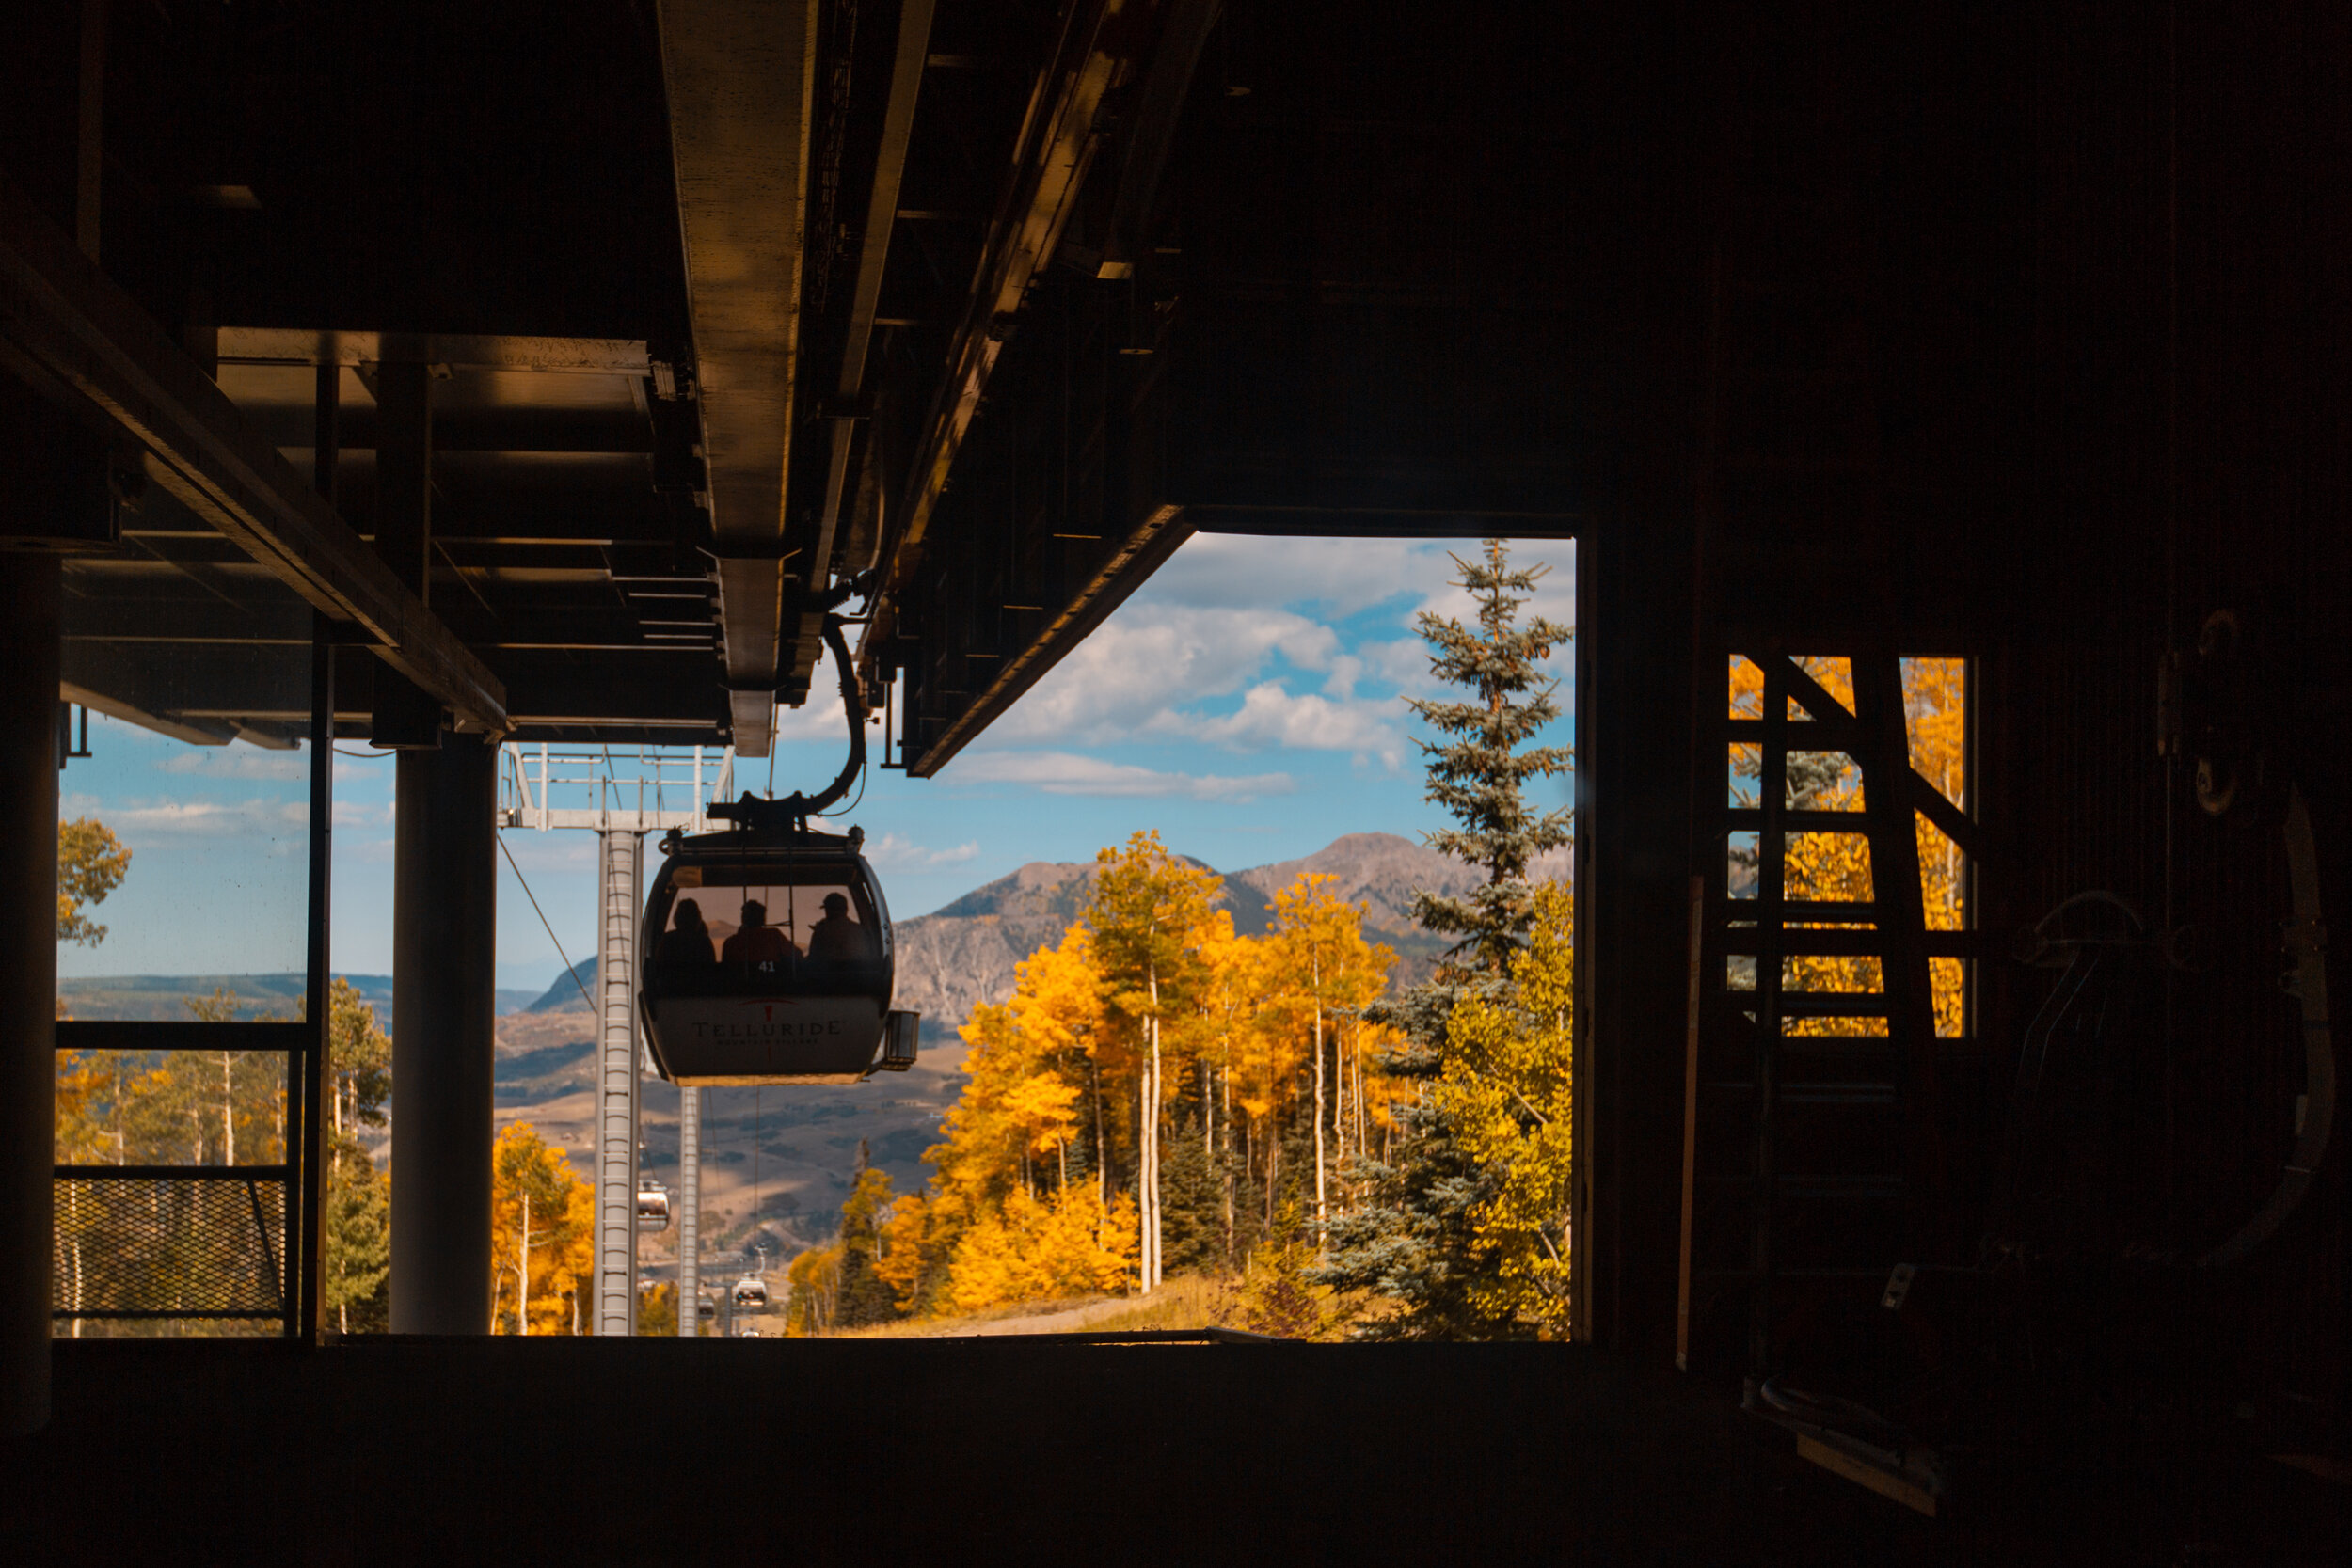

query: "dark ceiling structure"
xmin=4 ymin=1 xmax=2351 ymax=1556
xmin=3 ymin=0 xmax=1574 ymax=763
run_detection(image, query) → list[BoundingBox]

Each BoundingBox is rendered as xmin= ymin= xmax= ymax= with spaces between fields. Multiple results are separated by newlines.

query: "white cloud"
xmin=995 ymin=606 xmax=1341 ymax=745
xmin=984 ymin=537 xmax=1572 ymax=757
xmin=497 ymin=832 xmax=598 ymax=873
xmin=947 ymin=751 xmax=1294 ymax=801
xmin=1146 ymin=534 xmax=1450 ymax=617
xmin=1143 ymin=532 xmax=1574 ymax=623
xmin=1162 ymin=683 xmax=1408 ymax=767
xmin=333 ymin=754 xmax=395 ymax=783
xmin=332 ymin=800 xmax=395 ymax=828
xmin=771 ymin=687 xmax=855 ymax=743
xmin=159 ymin=748 xmax=309 ymax=782
xmin=93 ymin=800 xmax=310 ymax=838
xmin=1362 ymin=636 xmax=1438 ymax=692
xmin=862 ymin=832 xmax=980 ymax=870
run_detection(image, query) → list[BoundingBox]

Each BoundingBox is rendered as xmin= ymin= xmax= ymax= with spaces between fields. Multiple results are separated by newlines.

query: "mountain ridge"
xmin=892 ymin=831 xmax=1568 ymax=1032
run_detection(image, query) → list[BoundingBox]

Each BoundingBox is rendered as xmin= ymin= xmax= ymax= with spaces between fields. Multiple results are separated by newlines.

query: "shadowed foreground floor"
xmin=1 ymin=1337 xmax=1926 ymax=1564
xmin=9 ymin=1335 xmax=2332 ymax=1563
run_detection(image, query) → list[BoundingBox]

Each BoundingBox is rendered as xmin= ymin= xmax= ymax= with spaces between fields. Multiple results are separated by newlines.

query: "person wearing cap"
xmin=805 ymin=891 xmax=869 ymax=961
xmin=722 ymin=899 xmax=794 ymax=968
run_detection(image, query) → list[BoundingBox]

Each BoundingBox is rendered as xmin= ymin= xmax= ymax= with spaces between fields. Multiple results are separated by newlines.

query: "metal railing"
xmin=499 ymin=744 xmax=735 ymax=832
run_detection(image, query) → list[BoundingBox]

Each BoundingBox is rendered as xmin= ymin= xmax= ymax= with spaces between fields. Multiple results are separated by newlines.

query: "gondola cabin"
xmin=635 ymin=1180 xmax=671 ymax=1232
xmin=733 ymin=1275 xmax=770 ymax=1311
xmin=639 ymin=807 xmax=919 ymax=1085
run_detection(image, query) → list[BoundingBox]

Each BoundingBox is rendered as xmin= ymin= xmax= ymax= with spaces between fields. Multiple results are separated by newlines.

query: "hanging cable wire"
xmin=816 ymin=721 xmax=868 ymax=818
xmin=496 ymin=832 xmax=596 ymax=1012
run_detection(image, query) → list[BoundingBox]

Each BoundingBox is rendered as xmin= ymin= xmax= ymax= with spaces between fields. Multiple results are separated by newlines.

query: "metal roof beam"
xmin=784 ymin=0 xmax=939 ymax=701
xmin=859 ymin=0 xmax=1172 ymax=680
xmin=0 ymin=177 xmax=509 ymax=733
xmin=215 ymin=329 xmax=652 ymax=376
xmin=655 ymin=0 xmax=821 ymax=759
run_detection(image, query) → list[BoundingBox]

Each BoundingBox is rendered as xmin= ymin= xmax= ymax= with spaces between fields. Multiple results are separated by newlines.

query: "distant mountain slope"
xmin=891 ymin=832 xmax=1566 ymax=1034
xmin=58 ymin=973 xmax=537 ymax=1026
xmin=527 ymin=958 xmax=598 ymax=1013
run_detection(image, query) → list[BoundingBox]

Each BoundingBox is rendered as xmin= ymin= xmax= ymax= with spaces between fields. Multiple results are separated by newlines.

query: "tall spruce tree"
xmin=833 ymin=1141 xmax=903 ymax=1327
xmin=1314 ymin=538 xmax=1571 ymax=1338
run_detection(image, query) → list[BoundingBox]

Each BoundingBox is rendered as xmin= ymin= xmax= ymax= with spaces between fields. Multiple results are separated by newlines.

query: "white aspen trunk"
xmin=519 ymin=1190 xmax=531 ymax=1336
xmin=1145 ymin=962 xmax=1163 ymax=1291
xmin=1137 ymin=1058 xmax=1152 ymax=1291
xmin=220 ymin=1051 xmax=236 ymax=1167
xmin=1312 ymin=951 xmax=1327 ymax=1250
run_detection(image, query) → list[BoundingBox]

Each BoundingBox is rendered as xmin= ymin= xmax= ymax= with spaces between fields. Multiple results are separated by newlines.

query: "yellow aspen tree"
xmin=1191 ymin=914 xmax=1262 ymax=1261
xmin=1012 ymin=927 xmax=1116 ymax=1200
xmin=56 ymin=816 xmax=131 ymax=947
xmin=1085 ymin=831 xmax=1220 ymax=1291
xmin=1261 ymin=875 xmax=1396 ymax=1245
xmin=785 ymin=1243 xmax=844 ymax=1336
xmin=1902 ymin=657 xmax=1970 ymax=1035
xmin=490 ymin=1123 xmax=594 ymax=1335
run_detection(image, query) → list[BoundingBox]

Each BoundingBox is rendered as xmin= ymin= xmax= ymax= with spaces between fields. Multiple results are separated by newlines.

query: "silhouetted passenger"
xmin=658 ymin=898 xmax=718 ymax=965
xmin=804 ymin=892 xmax=869 ymax=961
xmin=722 ymin=899 xmax=794 ymax=968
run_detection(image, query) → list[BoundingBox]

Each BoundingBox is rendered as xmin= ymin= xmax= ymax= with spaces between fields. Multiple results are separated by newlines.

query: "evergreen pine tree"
xmin=1155 ymin=1116 xmax=1226 ymax=1276
xmin=1314 ymin=539 xmax=1571 ymax=1338
xmin=833 ymin=1142 xmax=903 ymax=1327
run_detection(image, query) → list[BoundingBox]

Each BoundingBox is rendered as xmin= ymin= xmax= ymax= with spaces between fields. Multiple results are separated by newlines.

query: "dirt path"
xmin=913 ymin=1294 xmax=1147 ymax=1338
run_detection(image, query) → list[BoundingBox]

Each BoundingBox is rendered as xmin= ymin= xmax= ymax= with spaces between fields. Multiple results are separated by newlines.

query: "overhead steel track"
xmin=865 ymin=0 xmax=1168 ymax=641
xmin=655 ymin=0 xmax=821 ymax=758
xmin=781 ymin=0 xmax=939 ymax=705
xmin=0 ymin=177 xmax=508 ymax=733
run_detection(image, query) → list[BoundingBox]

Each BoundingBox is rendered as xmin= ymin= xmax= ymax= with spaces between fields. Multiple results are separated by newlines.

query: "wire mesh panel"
xmin=53 ymin=1172 xmax=289 ymax=1323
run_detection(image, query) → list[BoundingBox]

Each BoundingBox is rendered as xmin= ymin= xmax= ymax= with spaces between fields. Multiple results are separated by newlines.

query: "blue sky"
xmin=59 ymin=535 xmax=1574 ymax=992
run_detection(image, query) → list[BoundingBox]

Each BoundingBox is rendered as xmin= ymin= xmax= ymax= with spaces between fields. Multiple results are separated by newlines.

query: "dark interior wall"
xmin=1626 ymin=0 xmax=2352 ymax=1446
xmin=2006 ymin=0 xmax=2352 ymax=1423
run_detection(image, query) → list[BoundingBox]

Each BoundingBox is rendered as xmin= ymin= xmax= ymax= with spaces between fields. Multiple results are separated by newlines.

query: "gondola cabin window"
xmin=655 ymin=870 xmax=883 ymax=975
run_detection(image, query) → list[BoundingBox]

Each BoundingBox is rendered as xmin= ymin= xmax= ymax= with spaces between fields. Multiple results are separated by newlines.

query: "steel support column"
xmin=595 ymin=829 xmax=643 ymax=1335
xmin=0 ymin=558 xmax=58 ymax=1433
xmin=675 ymin=1085 xmax=699 ymax=1337
xmin=389 ymin=735 xmax=498 ymax=1333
